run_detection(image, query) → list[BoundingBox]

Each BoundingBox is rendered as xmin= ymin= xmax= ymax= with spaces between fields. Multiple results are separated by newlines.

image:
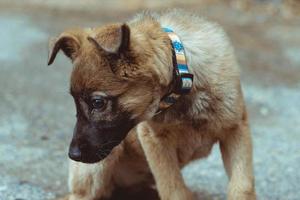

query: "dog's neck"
xmin=129 ymin=16 xmax=197 ymax=119
xmin=155 ymin=27 xmax=194 ymax=114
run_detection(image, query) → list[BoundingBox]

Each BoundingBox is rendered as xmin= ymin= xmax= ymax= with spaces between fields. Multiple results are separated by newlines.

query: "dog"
xmin=48 ymin=10 xmax=256 ymax=200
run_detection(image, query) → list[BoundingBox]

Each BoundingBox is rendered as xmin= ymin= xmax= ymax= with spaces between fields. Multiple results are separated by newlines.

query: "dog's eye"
xmin=91 ymin=97 xmax=106 ymax=110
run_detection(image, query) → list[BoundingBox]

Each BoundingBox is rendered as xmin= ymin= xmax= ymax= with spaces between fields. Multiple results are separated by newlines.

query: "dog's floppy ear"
xmin=87 ymin=23 xmax=130 ymax=54
xmin=48 ymin=33 xmax=81 ymax=65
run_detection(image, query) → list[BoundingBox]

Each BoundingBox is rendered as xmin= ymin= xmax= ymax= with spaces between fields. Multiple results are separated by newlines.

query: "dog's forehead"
xmin=70 ymin=58 xmax=128 ymax=96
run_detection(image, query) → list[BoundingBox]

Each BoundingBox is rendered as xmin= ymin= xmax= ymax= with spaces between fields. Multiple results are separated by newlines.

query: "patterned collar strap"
xmin=156 ymin=27 xmax=194 ymax=114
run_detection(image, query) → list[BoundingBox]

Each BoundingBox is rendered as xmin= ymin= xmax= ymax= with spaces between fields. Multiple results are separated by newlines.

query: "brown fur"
xmin=49 ymin=10 xmax=256 ymax=200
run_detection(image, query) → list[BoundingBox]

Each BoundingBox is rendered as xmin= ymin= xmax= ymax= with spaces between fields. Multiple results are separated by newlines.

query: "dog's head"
xmin=48 ymin=23 xmax=172 ymax=163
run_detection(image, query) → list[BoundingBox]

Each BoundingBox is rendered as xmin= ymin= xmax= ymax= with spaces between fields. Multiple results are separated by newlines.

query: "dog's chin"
xmin=75 ymin=158 xmax=100 ymax=164
xmin=76 ymin=156 xmax=104 ymax=164
xmin=69 ymin=151 xmax=110 ymax=164
xmin=68 ymin=142 xmax=118 ymax=164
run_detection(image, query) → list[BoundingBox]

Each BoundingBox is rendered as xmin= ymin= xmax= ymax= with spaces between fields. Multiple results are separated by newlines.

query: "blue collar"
xmin=156 ymin=27 xmax=194 ymax=114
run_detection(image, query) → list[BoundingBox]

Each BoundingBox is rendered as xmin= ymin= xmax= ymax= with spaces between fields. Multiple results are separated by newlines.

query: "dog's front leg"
xmin=220 ymin=120 xmax=256 ymax=200
xmin=64 ymin=160 xmax=115 ymax=200
xmin=137 ymin=122 xmax=194 ymax=200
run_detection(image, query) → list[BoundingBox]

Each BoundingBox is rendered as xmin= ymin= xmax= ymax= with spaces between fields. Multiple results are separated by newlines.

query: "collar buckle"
xmin=174 ymin=72 xmax=194 ymax=94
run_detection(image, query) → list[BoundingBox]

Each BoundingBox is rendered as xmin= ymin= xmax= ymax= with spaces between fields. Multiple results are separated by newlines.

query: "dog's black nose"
xmin=68 ymin=145 xmax=81 ymax=161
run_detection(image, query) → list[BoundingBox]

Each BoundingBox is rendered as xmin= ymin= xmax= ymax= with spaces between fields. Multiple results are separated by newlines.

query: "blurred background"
xmin=0 ymin=0 xmax=299 ymax=200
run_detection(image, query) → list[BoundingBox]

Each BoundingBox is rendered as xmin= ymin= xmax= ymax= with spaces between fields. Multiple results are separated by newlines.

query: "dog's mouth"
xmin=69 ymin=139 xmax=122 ymax=163
xmin=68 ymin=118 xmax=136 ymax=164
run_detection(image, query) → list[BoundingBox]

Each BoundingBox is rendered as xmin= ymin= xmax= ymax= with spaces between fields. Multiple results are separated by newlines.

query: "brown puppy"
xmin=48 ymin=10 xmax=256 ymax=200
